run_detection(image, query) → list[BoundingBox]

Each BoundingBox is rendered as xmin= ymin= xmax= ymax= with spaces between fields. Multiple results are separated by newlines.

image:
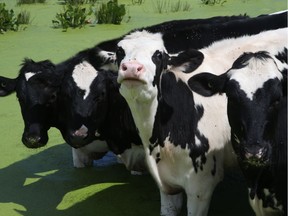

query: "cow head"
xmin=1 ymin=58 xmax=62 ymax=148
xmin=116 ymin=30 xmax=204 ymax=101
xmin=188 ymin=51 xmax=287 ymax=167
xmin=58 ymin=61 xmax=113 ymax=148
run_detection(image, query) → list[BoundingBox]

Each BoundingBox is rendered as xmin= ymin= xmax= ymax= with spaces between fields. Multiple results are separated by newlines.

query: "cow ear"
xmin=0 ymin=76 xmax=16 ymax=96
xmin=188 ymin=72 xmax=227 ymax=97
xmin=168 ymin=49 xmax=204 ymax=73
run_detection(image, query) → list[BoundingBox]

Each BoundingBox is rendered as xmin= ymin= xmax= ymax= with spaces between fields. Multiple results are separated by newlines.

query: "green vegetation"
xmin=52 ymin=3 xmax=91 ymax=30
xmin=17 ymin=0 xmax=46 ymax=5
xmin=152 ymin=0 xmax=191 ymax=14
xmin=95 ymin=0 xmax=126 ymax=24
xmin=59 ymin=0 xmax=97 ymax=4
xmin=131 ymin=0 xmax=145 ymax=5
xmin=0 ymin=3 xmax=30 ymax=33
xmin=200 ymin=0 xmax=227 ymax=5
xmin=17 ymin=10 xmax=31 ymax=25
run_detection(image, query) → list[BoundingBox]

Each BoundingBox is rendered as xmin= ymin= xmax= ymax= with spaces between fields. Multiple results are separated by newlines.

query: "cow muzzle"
xmin=118 ymin=61 xmax=146 ymax=85
xmin=66 ymin=125 xmax=94 ymax=148
xmin=22 ymin=133 xmax=47 ymax=148
xmin=243 ymin=146 xmax=268 ymax=167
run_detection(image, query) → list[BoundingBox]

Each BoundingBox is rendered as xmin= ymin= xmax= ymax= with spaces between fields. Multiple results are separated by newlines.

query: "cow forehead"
xmin=228 ymin=56 xmax=282 ymax=100
xmin=118 ymin=31 xmax=166 ymax=57
xmin=25 ymin=71 xmax=42 ymax=81
xmin=72 ymin=61 xmax=98 ymax=99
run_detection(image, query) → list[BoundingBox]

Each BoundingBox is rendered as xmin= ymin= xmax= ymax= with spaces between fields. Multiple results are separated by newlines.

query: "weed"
xmin=17 ymin=0 xmax=46 ymax=5
xmin=17 ymin=10 xmax=31 ymax=25
xmin=152 ymin=0 xmax=192 ymax=13
xmin=0 ymin=3 xmax=19 ymax=33
xmin=58 ymin=0 xmax=97 ymax=4
xmin=131 ymin=0 xmax=145 ymax=5
xmin=52 ymin=4 xmax=91 ymax=30
xmin=200 ymin=0 xmax=227 ymax=6
xmin=95 ymin=0 xmax=126 ymax=25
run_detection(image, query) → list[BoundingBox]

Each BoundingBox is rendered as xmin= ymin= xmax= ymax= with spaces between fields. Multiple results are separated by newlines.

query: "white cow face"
xmin=116 ymin=30 xmax=168 ymax=102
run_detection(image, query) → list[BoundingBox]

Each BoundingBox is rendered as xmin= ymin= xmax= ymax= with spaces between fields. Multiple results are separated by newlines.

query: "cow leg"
xmin=118 ymin=145 xmax=147 ymax=173
xmin=160 ymin=191 xmax=183 ymax=216
xmin=186 ymin=192 xmax=212 ymax=216
xmin=72 ymin=148 xmax=93 ymax=168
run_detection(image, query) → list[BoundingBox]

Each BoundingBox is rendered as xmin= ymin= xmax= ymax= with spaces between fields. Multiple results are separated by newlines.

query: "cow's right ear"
xmin=188 ymin=73 xmax=227 ymax=97
xmin=168 ymin=49 xmax=204 ymax=73
xmin=0 ymin=76 xmax=17 ymax=96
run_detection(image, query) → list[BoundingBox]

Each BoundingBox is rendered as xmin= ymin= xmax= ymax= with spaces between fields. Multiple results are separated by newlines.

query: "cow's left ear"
xmin=168 ymin=49 xmax=204 ymax=73
xmin=0 ymin=76 xmax=17 ymax=96
xmin=188 ymin=72 xmax=227 ymax=97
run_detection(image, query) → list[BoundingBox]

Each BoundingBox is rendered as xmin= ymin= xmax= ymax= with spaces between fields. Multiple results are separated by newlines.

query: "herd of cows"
xmin=0 ymin=9 xmax=287 ymax=216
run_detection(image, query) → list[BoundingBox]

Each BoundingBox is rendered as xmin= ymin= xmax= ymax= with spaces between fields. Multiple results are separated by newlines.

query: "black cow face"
xmin=58 ymin=62 xmax=112 ymax=148
xmin=15 ymin=59 xmax=60 ymax=148
xmin=188 ymin=51 xmax=286 ymax=167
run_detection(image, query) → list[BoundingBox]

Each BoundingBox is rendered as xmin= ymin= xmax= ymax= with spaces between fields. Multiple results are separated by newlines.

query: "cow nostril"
xmin=137 ymin=65 xmax=143 ymax=72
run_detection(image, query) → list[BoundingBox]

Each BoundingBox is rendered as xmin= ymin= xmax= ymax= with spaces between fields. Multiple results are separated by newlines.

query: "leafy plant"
xmin=200 ymin=0 xmax=227 ymax=5
xmin=95 ymin=0 xmax=126 ymax=25
xmin=52 ymin=4 xmax=91 ymax=30
xmin=131 ymin=0 xmax=145 ymax=5
xmin=17 ymin=0 xmax=46 ymax=5
xmin=58 ymin=0 xmax=97 ymax=4
xmin=152 ymin=0 xmax=191 ymax=14
xmin=0 ymin=3 xmax=19 ymax=33
xmin=17 ymin=10 xmax=31 ymax=25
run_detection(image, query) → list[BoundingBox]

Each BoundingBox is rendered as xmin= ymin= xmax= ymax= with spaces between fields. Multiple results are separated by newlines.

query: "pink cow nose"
xmin=121 ymin=62 xmax=144 ymax=75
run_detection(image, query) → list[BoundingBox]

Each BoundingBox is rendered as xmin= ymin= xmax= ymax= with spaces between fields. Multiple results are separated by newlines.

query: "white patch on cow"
xmin=72 ymin=140 xmax=108 ymax=168
xmin=248 ymin=188 xmax=282 ymax=216
xmin=228 ymin=56 xmax=283 ymax=100
xmin=25 ymin=71 xmax=41 ymax=81
xmin=72 ymin=61 xmax=98 ymax=100
xmin=118 ymin=144 xmax=146 ymax=172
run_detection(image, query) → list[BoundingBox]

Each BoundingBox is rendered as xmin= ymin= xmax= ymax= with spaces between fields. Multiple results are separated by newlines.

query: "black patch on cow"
xmin=275 ymin=47 xmax=288 ymax=64
xmin=149 ymin=71 xmax=209 ymax=172
xmin=211 ymin=155 xmax=217 ymax=176
xmin=152 ymin=50 xmax=169 ymax=87
xmin=158 ymin=12 xmax=287 ymax=54
xmin=169 ymin=49 xmax=204 ymax=73
xmin=116 ymin=46 xmax=125 ymax=67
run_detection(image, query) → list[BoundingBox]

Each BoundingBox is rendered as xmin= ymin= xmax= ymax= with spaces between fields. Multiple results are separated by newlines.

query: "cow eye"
xmin=1 ymin=82 xmax=6 ymax=88
xmin=156 ymin=51 xmax=162 ymax=59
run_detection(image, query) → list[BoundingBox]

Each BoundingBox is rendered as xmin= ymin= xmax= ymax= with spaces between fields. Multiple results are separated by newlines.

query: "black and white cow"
xmin=188 ymin=51 xmax=287 ymax=215
xmin=56 ymin=61 xmax=145 ymax=171
xmin=115 ymin=26 xmax=287 ymax=215
xmin=0 ymin=59 xmax=109 ymax=168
